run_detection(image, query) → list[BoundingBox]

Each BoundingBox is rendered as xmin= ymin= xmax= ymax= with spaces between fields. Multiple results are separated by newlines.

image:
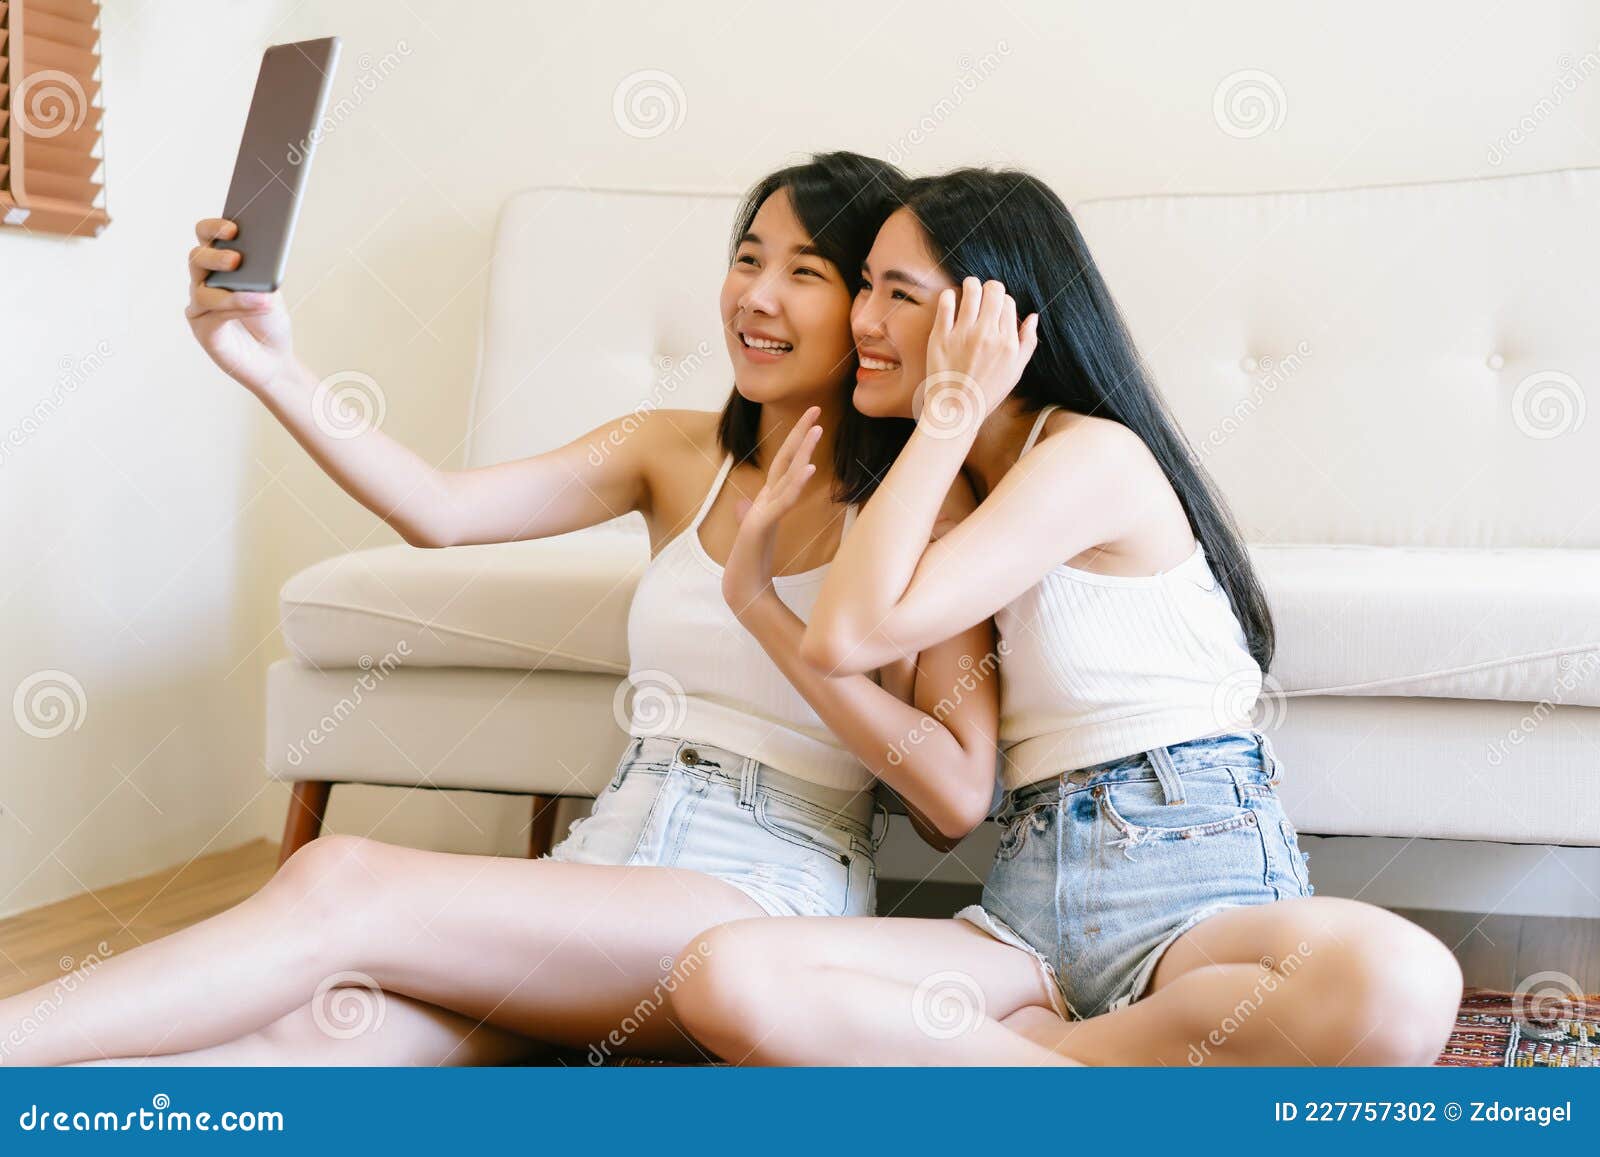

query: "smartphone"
xmin=206 ymin=37 xmax=342 ymax=293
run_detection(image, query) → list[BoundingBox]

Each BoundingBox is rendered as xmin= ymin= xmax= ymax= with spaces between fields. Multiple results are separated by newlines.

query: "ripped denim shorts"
xmin=547 ymin=735 xmax=885 ymax=918
xmin=956 ymin=728 xmax=1314 ymax=1021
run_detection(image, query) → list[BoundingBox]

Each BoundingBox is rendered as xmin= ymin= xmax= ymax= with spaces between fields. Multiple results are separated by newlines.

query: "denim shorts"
xmin=547 ymin=735 xmax=885 ymax=918
xmin=956 ymin=728 xmax=1314 ymax=1021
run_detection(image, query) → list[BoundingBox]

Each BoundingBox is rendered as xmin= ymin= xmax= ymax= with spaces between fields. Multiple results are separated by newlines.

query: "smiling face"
xmin=719 ymin=187 xmax=857 ymax=406
xmin=849 ymin=207 xmax=958 ymax=419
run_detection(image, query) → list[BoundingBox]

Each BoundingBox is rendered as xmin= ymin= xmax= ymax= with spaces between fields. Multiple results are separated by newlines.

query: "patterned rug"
xmin=1434 ymin=986 xmax=1599 ymax=1067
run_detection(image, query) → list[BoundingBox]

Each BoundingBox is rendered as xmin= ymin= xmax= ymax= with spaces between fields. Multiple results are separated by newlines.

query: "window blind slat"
xmin=24 ymin=7 xmax=92 ymax=48
xmin=24 ymin=30 xmax=95 ymax=79
xmin=23 ymin=166 xmax=94 ymax=204
xmin=26 ymin=113 xmax=98 ymax=151
xmin=21 ymin=139 xmax=98 ymax=178
xmin=12 ymin=193 xmax=107 ymax=235
xmin=28 ymin=0 xmax=97 ymax=25
xmin=15 ymin=63 xmax=99 ymax=106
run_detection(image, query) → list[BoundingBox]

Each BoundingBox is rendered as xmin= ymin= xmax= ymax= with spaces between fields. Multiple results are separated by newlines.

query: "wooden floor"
xmin=1 ymin=843 xmax=1595 ymax=1001
xmin=0 ymin=841 xmax=279 ymax=1000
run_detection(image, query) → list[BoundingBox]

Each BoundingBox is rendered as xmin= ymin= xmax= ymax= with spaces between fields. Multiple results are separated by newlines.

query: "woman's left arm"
xmin=802 ymin=278 xmax=1131 ymax=673
xmin=722 ymin=413 xmax=998 ymax=844
xmin=806 ymin=411 xmax=1137 ymax=673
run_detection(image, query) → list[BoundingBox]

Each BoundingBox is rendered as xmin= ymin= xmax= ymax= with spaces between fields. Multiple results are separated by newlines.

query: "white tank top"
xmin=997 ymin=405 xmax=1262 ymax=790
xmin=624 ymin=453 xmax=874 ymax=791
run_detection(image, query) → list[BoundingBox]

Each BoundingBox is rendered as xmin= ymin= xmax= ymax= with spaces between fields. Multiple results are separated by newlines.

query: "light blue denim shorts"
xmin=956 ymin=728 xmax=1314 ymax=1021
xmin=548 ymin=735 xmax=884 ymax=918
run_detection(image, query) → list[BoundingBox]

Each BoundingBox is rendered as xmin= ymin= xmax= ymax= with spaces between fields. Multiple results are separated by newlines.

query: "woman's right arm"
xmin=186 ymin=218 xmax=651 ymax=549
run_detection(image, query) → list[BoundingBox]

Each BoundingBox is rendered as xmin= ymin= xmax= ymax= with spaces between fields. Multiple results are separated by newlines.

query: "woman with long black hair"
xmin=674 ymin=168 xmax=1465 ymax=1066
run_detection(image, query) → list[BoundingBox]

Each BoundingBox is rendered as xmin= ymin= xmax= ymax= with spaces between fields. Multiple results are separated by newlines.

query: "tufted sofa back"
xmin=465 ymin=170 xmax=1600 ymax=548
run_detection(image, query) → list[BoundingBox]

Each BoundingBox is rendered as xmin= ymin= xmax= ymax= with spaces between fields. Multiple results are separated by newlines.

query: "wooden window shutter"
xmin=1 ymin=0 xmax=109 ymax=237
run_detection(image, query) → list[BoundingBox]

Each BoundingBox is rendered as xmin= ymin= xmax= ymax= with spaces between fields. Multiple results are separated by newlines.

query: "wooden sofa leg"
xmin=528 ymin=794 xmax=560 ymax=858
xmin=279 ymin=780 xmax=333 ymax=867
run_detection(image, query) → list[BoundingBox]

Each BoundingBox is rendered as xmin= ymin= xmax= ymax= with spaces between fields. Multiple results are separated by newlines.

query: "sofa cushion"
xmin=279 ymin=530 xmax=647 ymax=675
xmin=281 ymin=537 xmax=1600 ymax=710
xmin=1257 ymin=544 xmax=1600 ymax=706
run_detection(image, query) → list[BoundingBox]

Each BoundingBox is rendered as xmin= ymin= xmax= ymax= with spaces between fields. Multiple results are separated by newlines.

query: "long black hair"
xmin=901 ymin=169 xmax=1275 ymax=671
xmin=717 ymin=152 xmax=914 ymax=504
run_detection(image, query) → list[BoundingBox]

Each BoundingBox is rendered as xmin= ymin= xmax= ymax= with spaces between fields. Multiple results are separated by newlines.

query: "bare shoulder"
xmin=600 ymin=407 xmax=723 ymax=484
xmin=612 ymin=408 xmax=723 ymax=527
xmin=1033 ymin=409 xmax=1156 ymax=479
xmin=625 ymin=407 xmax=723 ymax=459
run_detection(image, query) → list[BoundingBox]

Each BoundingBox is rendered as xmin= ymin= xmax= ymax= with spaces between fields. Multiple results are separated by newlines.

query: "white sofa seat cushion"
xmin=265 ymin=660 xmax=629 ymax=794
xmin=279 ymin=532 xmax=648 ymax=674
xmin=282 ymin=538 xmax=1600 ymax=712
xmin=1259 ymin=544 xmax=1600 ymax=705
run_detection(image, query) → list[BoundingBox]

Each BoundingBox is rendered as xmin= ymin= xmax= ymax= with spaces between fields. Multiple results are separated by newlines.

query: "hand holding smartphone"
xmin=206 ymin=37 xmax=342 ymax=293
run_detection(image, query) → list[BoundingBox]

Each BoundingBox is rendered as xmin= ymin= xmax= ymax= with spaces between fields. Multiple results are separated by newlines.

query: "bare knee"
xmin=1288 ymin=901 xmax=1463 ymax=1065
xmin=673 ymin=920 xmax=794 ymax=1063
xmin=260 ymin=834 xmax=397 ymax=949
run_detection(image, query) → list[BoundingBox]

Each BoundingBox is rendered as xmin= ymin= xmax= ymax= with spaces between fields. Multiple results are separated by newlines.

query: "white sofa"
xmin=265 ymin=166 xmax=1600 ymax=868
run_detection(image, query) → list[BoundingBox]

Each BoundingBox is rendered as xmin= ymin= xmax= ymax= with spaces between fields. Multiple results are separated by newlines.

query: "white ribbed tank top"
xmin=624 ymin=453 xmax=873 ymax=791
xmin=997 ymin=405 xmax=1262 ymax=790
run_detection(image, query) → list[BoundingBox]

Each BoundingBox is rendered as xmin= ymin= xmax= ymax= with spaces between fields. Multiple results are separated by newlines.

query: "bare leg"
xmin=991 ymin=897 xmax=1463 ymax=1066
xmin=674 ymin=916 xmax=1077 ymax=1065
xmin=75 ymin=990 xmax=549 ymax=1067
xmin=675 ymin=899 xmax=1461 ymax=1067
xmin=0 ymin=834 xmax=764 ymax=1066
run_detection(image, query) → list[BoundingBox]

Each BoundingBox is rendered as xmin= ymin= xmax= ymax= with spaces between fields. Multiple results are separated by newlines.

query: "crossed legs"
xmin=673 ymin=897 xmax=1463 ymax=1066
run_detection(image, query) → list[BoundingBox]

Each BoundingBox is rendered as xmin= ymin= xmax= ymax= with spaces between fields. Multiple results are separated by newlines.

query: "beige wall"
xmin=1 ymin=0 xmax=301 ymax=919
xmin=5 ymin=0 xmax=1599 ymax=916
